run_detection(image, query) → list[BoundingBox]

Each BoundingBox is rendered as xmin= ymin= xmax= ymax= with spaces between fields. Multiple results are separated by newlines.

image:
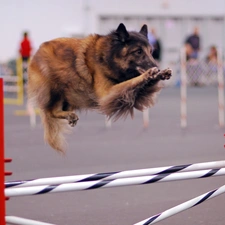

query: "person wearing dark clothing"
xmin=185 ymin=27 xmax=200 ymax=59
xmin=148 ymin=28 xmax=162 ymax=63
xmin=152 ymin=39 xmax=161 ymax=61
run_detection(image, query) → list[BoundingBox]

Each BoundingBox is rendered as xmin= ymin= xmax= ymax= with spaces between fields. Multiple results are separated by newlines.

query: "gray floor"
xmin=4 ymin=86 xmax=225 ymax=225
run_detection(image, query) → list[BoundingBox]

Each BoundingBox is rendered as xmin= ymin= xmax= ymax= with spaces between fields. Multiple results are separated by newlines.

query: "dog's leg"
xmin=50 ymin=110 xmax=79 ymax=127
xmin=40 ymin=100 xmax=79 ymax=153
xmin=149 ymin=68 xmax=172 ymax=82
xmin=133 ymin=68 xmax=172 ymax=110
xmin=137 ymin=67 xmax=172 ymax=83
xmin=48 ymin=101 xmax=79 ymax=127
xmin=100 ymin=67 xmax=167 ymax=120
xmin=109 ymin=67 xmax=161 ymax=94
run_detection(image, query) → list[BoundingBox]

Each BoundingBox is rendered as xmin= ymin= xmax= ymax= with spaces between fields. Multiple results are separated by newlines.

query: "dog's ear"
xmin=116 ymin=23 xmax=129 ymax=42
xmin=139 ymin=24 xmax=148 ymax=38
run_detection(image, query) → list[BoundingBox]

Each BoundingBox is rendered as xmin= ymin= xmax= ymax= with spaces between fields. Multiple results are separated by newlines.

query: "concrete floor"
xmin=4 ymin=86 xmax=225 ymax=225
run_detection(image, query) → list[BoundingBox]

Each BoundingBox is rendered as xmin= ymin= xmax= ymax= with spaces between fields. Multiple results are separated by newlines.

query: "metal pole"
xmin=16 ymin=57 xmax=24 ymax=105
xmin=217 ymin=48 xmax=225 ymax=127
xmin=0 ymin=78 xmax=6 ymax=225
xmin=180 ymin=46 xmax=187 ymax=128
xmin=143 ymin=109 xmax=149 ymax=128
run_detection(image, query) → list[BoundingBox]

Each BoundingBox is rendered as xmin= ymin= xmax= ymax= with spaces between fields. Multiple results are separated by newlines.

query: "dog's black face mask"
xmin=107 ymin=23 xmax=158 ymax=83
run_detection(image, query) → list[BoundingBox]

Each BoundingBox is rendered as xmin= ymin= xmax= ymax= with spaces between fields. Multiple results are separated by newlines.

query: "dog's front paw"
xmin=145 ymin=67 xmax=160 ymax=80
xmin=158 ymin=68 xmax=172 ymax=80
xmin=67 ymin=113 xmax=79 ymax=127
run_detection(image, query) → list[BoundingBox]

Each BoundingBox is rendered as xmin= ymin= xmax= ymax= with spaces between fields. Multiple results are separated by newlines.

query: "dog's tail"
xmin=40 ymin=110 xmax=69 ymax=153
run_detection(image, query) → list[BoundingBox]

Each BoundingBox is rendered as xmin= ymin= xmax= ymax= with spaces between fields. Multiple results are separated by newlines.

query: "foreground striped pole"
xmin=0 ymin=78 xmax=5 ymax=225
xmin=5 ymin=168 xmax=225 ymax=197
xmin=217 ymin=48 xmax=225 ymax=127
xmin=180 ymin=46 xmax=187 ymax=128
xmin=134 ymin=183 xmax=225 ymax=225
xmin=6 ymin=216 xmax=56 ymax=225
xmin=6 ymin=160 xmax=225 ymax=188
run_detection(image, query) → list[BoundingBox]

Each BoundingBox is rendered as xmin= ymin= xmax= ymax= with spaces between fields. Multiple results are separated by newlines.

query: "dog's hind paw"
xmin=67 ymin=113 xmax=79 ymax=127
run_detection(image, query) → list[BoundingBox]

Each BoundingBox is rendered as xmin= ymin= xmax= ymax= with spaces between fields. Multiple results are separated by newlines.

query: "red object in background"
xmin=0 ymin=78 xmax=5 ymax=224
xmin=20 ymin=37 xmax=32 ymax=58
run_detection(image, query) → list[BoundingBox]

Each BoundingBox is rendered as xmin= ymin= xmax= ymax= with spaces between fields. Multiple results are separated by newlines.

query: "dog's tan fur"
xmin=27 ymin=23 xmax=172 ymax=152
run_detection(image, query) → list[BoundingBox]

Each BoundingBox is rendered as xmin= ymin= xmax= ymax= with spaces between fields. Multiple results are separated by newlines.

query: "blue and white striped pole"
xmin=6 ymin=160 xmax=225 ymax=188
xmin=5 ymin=168 xmax=225 ymax=197
xmin=134 ymin=184 xmax=225 ymax=225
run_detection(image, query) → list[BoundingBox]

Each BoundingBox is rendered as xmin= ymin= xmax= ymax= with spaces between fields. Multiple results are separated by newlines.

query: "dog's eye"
xmin=136 ymin=49 xmax=143 ymax=55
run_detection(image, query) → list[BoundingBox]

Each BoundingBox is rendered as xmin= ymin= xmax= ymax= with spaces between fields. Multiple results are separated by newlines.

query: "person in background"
xmin=19 ymin=31 xmax=35 ymax=121
xmin=185 ymin=26 xmax=201 ymax=60
xmin=205 ymin=45 xmax=218 ymax=65
xmin=19 ymin=31 xmax=32 ymax=83
xmin=148 ymin=28 xmax=161 ymax=64
xmin=184 ymin=43 xmax=194 ymax=61
xmin=19 ymin=31 xmax=32 ymax=62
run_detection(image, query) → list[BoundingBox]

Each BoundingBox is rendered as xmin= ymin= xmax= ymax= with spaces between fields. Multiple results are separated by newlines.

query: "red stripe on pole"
xmin=4 ymin=158 xmax=12 ymax=163
xmin=181 ymin=97 xmax=187 ymax=102
xmin=181 ymin=115 xmax=187 ymax=119
xmin=218 ymin=104 xmax=224 ymax=110
xmin=218 ymin=83 xmax=224 ymax=89
xmin=0 ymin=78 xmax=5 ymax=224
xmin=4 ymin=172 xmax=12 ymax=176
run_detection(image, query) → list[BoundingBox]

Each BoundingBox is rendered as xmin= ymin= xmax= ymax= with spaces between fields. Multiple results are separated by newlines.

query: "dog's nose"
xmin=148 ymin=62 xmax=158 ymax=69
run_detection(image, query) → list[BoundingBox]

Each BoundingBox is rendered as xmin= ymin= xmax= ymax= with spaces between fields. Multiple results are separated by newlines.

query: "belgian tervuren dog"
xmin=28 ymin=23 xmax=172 ymax=152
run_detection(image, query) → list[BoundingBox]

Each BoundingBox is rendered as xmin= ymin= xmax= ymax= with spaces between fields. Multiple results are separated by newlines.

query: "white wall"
xmin=88 ymin=0 xmax=225 ymax=33
xmin=0 ymin=0 xmax=84 ymax=62
xmin=0 ymin=0 xmax=225 ymax=62
xmin=91 ymin=0 xmax=225 ymax=16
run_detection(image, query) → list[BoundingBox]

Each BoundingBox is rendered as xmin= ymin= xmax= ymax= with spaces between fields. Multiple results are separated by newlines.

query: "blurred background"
xmin=1 ymin=0 xmax=225 ymax=85
xmin=1 ymin=1 xmax=225 ymax=225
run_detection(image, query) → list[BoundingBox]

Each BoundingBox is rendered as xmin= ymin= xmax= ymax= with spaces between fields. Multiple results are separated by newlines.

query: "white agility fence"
xmin=1 ymin=58 xmax=24 ymax=105
xmin=4 ymin=160 xmax=225 ymax=225
xmin=6 ymin=216 xmax=56 ymax=225
xmin=134 ymin=183 xmax=225 ymax=225
xmin=5 ymin=169 xmax=225 ymax=197
xmin=180 ymin=47 xmax=225 ymax=128
xmin=1 ymin=76 xmax=225 ymax=224
xmin=5 ymin=160 xmax=225 ymax=188
xmin=6 ymin=183 xmax=225 ymax=225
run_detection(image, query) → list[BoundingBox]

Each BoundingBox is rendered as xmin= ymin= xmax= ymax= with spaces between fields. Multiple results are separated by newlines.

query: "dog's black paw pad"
xmin=159 ymin=68 xmax=172 ymax=80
